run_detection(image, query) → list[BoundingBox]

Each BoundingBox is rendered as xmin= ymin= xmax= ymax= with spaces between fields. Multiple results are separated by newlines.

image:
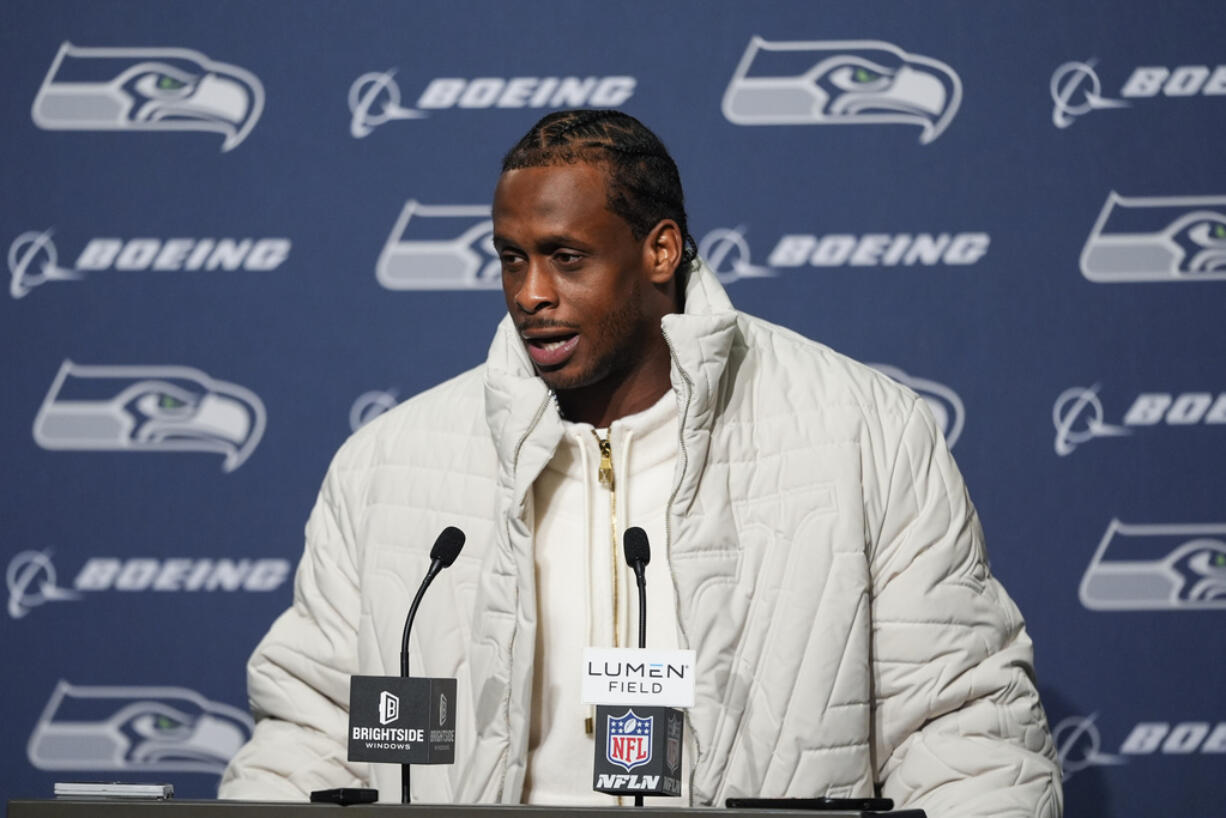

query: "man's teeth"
xmin=538 ymin=338 xmax=570 ymax=351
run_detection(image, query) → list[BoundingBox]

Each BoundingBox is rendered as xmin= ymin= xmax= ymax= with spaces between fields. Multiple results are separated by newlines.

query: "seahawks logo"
xmin=28 ymin=681 xmax=252 ymax=774
xmin=32 ymin=361 xmax=266 ymax=472
xmin=376 ymin=201 xmax=499 ymax=290
xmin=722 ymin=37 xmax=962 ymax=143
xmin=1081 ymin=192 xmax=1226 ymax=282
xmin=1080 ymin=520 xmax=1226 ymax=610
xmin=32 ymin=43 xmax=264 ymax=152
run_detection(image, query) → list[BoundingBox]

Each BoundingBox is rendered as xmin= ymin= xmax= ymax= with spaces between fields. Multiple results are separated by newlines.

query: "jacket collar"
xmin=482 ymin=262 xmax=739 ymax=455
xmin=479 ymin=262 xmax=742 ymax=562
xmin=660 ymin=265 xmax=740 ymax=516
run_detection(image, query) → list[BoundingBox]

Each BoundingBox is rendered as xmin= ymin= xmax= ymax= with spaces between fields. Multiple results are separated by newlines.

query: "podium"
xmin=7 ymin=801 xmax=925 ymax=817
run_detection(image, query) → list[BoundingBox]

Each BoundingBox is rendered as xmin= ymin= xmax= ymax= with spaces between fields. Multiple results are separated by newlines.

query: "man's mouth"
xmin=523 ymin=331 xmax=580 ymax=369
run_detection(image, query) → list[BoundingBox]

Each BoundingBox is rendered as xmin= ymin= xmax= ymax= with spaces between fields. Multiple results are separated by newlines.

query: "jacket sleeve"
xmin=219 ymin=454 xmax=372 ymax=800
xmin=869 ymin=399 xmax=1063 ymax=817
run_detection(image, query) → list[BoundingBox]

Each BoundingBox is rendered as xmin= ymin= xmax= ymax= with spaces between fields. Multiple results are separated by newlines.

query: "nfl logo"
xmin=606 ymin=710 xmax=653 ymax=772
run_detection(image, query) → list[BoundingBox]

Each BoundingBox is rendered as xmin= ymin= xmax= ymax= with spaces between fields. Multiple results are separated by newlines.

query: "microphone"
xmin=623 ymin=527 xmax=650 ymax=651
xmin=623 ymin=527 xmax=650 ymax=806
xmin=400 ymin=526 xmax=466 ymax=676
xmin=399 ymin=526 xmax=465 ymax=803
xmin=591 ymin=526 xmax=683 ymax=805
xmin=343 ymin=526 xmax=465 ymax=806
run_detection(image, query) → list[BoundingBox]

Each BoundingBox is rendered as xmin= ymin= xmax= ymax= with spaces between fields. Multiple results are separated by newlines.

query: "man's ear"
xmin=644 ymin=219 xmax=682 ymax=285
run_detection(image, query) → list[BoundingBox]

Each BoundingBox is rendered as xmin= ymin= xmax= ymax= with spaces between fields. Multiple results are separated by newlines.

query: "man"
xmin=221 ymin=110 xmax=1062 ymax=815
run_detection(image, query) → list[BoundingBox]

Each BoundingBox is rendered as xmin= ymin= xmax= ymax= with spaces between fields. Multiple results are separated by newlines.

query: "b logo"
xmin=379 ymin=691 xmax=400 ymax=725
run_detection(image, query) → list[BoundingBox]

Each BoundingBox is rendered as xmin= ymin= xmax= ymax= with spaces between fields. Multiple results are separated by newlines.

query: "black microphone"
xmin=398 ymin=526 xmax=465 ymax=803
xmin=400 ymin=526 xmax=466 ymax=676
xmin=623 ymin=527 xmax=650 ymax=651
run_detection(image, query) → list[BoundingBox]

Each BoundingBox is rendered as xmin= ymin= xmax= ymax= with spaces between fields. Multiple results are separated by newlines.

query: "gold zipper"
xmin=587 ymin=429 xmax=621 ymax=738
xmin=593 ymin=429 xmax=620 ymax=649
xmin=595 ymin=430 xmax=615 ymax=491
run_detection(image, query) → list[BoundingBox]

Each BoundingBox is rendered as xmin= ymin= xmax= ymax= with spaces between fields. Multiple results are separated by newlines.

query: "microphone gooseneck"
xmin=622 ymin=526 xmax=651 ymax=808
xmin=400 ymin=526 xmax=466 ymax=675
xmin=400 ymin=526 xmax=466 ymax=804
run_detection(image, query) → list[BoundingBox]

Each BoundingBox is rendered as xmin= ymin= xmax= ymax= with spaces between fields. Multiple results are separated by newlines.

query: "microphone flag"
xmin=593 ymin=704 xmax=683 ymax=796
xmin=347 ymin=675 xmax=456 ymax=764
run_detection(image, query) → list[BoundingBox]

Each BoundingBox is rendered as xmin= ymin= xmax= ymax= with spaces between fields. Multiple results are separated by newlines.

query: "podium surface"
xmin=8 ymin=800 xmax=920 ymax=817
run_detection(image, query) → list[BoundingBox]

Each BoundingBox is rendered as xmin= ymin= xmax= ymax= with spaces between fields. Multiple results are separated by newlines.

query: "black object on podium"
xmin=347 ymin=675 xmax=457 ymax=765
xmin=592 ymin=704 xmax=684 ymax=796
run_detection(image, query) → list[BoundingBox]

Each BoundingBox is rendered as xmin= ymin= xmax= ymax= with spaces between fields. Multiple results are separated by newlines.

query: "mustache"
xmin=515 ymin=319 xmax=580 ymax=334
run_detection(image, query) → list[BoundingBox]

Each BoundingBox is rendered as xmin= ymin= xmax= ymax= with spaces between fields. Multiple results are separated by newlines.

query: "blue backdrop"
xmin=2 ymin=1 xmax=1223 ymax=814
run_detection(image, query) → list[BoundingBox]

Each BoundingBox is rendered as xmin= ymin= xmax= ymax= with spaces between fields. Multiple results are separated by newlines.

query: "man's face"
xmin=492 ymin=162 xmax=672 ymax=396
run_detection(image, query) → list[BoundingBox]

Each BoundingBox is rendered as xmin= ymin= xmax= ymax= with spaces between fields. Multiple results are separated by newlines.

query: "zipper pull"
xmin=593 ymin=430 xmax=614 ymax=490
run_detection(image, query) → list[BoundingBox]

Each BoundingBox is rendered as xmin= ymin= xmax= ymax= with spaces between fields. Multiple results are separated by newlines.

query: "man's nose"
xmin=514 ymin=260 xmax=558 ymax=314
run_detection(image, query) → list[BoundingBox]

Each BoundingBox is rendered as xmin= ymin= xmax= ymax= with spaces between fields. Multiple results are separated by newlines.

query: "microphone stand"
xmin=400 ymin=565 xmax=438 ymax=804
xmin=397 ymin=537 xmax=460 ymax=804
xmin=632 ymin=560 xmax=647 ymax=808
xmin=353 ymin=525 xmax=462 ymax=807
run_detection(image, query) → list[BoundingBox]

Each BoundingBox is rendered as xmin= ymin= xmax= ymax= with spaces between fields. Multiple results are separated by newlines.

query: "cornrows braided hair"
xmin=501 ymin=109 xmax=698 ymax=283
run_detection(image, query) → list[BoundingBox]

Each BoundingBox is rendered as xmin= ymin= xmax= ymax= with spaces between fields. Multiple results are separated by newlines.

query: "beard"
xmin=536 ymin=290 xmax=656 ymax=395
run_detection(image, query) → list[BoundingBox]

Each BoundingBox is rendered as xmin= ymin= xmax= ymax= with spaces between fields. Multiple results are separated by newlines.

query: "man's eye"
xmin=554 ymin=251 xmax=582 ymax=265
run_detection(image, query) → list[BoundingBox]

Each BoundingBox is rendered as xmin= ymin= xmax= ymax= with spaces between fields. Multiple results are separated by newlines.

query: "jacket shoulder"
xmin=734 ymin=311 xmax=923 ymax=425
xmin=329 ymin=365 xmax=489 ymax=476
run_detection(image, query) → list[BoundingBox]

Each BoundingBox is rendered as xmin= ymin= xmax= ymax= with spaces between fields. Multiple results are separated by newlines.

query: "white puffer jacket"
xmin=220 ymin=265 xmax=1062 ymax=816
